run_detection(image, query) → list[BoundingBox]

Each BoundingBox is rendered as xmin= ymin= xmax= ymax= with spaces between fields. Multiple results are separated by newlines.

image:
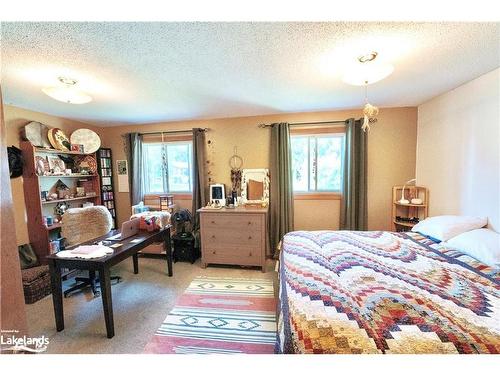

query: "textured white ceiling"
xmin=1 ymin=22 xmax=499 ymax=126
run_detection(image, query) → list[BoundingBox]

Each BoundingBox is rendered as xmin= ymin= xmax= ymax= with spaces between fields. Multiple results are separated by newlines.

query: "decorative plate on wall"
xmin=75 ymin=155 xmax=98 ymax=174
xmin=23 ymin=121 xmax=51 ymax=148
xmin=70 ymin=129 xmax=101 ymax=154
xmin=48 ymin=128 xmax=71 ymax=151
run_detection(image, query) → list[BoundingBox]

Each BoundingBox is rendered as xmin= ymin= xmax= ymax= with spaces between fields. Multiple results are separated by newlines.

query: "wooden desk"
xmin=46 ymin=226 xmax=172 ymax=338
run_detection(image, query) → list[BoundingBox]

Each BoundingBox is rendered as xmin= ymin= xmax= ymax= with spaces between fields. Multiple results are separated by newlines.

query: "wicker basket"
xmin=22 ymin=265 xmax=51 ymax=304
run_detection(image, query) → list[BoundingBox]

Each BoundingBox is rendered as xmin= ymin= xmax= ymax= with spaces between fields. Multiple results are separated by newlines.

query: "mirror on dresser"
xmin=240 ymin=168 xmax=270 ymax=207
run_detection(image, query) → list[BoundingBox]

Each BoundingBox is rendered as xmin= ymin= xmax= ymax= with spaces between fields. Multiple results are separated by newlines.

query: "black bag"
xmin=8 ymin=145 xmax=24 ymax=178
xmin=18 ymin=243 xmax=39 ymax=269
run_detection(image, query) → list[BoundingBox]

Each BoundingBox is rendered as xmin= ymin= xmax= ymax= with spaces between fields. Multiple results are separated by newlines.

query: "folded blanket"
xmin=56 ymin=244 xmax=113 ymax=259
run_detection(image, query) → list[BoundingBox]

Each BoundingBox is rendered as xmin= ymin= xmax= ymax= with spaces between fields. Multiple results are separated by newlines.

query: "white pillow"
xmin=445 ymin=229 xmax=500 ymax=268
xmin=411 ymin=215 xmax=487 ymax=242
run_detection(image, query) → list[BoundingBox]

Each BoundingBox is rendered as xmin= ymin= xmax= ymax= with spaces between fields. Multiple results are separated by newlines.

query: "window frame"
xmin=290 ymin=126 xmax=345 ymax=200
xmin=142 ymin=136 xmax=194 ymax=195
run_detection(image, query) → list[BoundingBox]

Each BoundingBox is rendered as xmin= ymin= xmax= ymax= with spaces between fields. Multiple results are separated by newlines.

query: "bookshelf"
xmin=96 ymin=148 xmax=117 ymax=229
xmin=20 ymin=141 xmax=102 ymax=264
xmin=392 ymin=185 xmax=428 ymax=232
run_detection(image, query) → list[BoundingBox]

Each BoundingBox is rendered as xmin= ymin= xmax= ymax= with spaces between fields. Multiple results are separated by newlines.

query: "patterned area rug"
xmin=144 ymin=277 xmax=277 ymax=354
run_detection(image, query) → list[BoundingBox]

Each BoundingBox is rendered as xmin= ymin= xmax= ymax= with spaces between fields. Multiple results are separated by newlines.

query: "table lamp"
xmin=399 ymin=178 xmax=416 ymax=204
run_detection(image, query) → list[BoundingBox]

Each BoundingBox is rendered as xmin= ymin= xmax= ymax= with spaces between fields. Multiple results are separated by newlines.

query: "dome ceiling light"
xmin=42 ymin=76 xmax=92 ymax=104
xmin=341 ymin=51 xmax=394 ymax=86
xmin=340 ymin=51 xmax=394 ymax=131
xmin=358 ymin=51 xmax=378 ymax=63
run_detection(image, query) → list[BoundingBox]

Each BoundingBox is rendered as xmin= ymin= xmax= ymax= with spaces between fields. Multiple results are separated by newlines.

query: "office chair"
xmin=61 ymin=205 xmax=121 ymax=298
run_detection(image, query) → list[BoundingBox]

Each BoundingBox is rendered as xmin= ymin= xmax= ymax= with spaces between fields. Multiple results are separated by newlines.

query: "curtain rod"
xmin=138 ymin=128 xmax=209 ymax=136
xmin=258 ymin=120 xmax=345 ymax=128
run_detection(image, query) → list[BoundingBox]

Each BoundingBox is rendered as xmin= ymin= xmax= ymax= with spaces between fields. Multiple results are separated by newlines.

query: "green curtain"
xmin=126 ymin=133 xmax=144 ymax=206
xmin=192 ymin=128 xmax=207 ymax=231
xmin=340 ymin=118 xmax=368 ymax=230
xmin=270 ymin=122 xmax=294 ymax=257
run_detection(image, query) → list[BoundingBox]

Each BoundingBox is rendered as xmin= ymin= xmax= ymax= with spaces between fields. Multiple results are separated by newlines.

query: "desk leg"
xmin=132 ymin=253 xmax=139 ymax=274
xmin=99 ymin=267 xmax=115 ymax=338
xmin=49 ymin=259 xmax=64 ymax=332
xmin=164 ymin=229 xmax=173 ymax=277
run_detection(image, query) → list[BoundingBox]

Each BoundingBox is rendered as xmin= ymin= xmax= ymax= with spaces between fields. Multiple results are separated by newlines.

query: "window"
xmin=291 ymin=133 xmax=344 ymax=193
xmin=142 ymin=141 xmax=193 ymax=193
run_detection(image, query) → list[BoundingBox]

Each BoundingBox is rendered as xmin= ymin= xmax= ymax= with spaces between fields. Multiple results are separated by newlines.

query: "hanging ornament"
xmin=362 ymin=81 xmax=379 ymax=132
xmin=206 ymin=138 xmax=216 ymax=183
xmin=229 ymin=146 xmax=243 ymax=194
xmin=161 ymin=132 xmax=168 ymax=182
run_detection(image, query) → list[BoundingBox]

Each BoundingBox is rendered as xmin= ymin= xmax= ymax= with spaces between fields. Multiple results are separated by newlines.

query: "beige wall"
xmin=4 ymin=105 xmax=103 ymax=245
xmin=294 ymin=199 xmax=341 ymax=230
xmin=6 ymin=104 xmax=417 ymax=244
xmin=100 ymin=107 xmax=417 ymax=231
xmin=416 ymin=68 xmax=500 ymax=231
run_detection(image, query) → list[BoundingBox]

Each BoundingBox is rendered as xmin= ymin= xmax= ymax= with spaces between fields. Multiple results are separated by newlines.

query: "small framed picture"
xmin=76 ymin=187 xmax=85 ymax=197
xmin=71 ymin=144 xmax=84 ymax=153
xmin=40 ymin=191 xmax=48 ymax=201
xmin=117 ymin=160 xmax=128 ymax=175
xmin=47 ymin=156 xmax=66 ymax=173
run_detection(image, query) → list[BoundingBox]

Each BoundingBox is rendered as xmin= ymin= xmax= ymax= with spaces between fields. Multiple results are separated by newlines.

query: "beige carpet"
xmin=25 ymin=257 xmax=277 ymax=354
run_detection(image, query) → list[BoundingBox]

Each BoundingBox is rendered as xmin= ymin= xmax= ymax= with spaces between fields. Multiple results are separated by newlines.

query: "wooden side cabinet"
xmin=392 ymin=185 xmax=428 ymax=232
xmin=198 ymin=206 xmax=268 ymax=272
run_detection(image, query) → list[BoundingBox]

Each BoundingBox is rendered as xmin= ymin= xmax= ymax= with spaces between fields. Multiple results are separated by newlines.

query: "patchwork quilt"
xmin=276 ymin=231 xmax=500 ymax=354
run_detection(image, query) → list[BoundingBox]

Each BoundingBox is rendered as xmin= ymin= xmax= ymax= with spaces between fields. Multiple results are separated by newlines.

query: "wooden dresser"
xmin=198 ymin=206 xmax=268 ymax=272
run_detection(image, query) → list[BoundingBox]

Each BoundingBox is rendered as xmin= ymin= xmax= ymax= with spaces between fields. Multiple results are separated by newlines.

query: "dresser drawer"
xmin=198 ymin=208 xmax=268 ymax=272
xmin=203 ymin=246 xmax=262 ymax=266
xmin=204 ymin=228 xmax=262 ymax=247
xmin=202 ymin=213 xmax=263 ymax=230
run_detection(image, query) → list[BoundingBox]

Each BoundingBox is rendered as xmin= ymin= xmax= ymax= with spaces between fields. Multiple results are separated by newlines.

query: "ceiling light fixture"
xmin=358 ymin=51 xmax=378 ymax=63
xmin=339 ymin=51 xmax=394 ymax=131
xmin=42 ymin=77 xmax=92 ymax=104
xmin=342 ymin=51 xmax=394 ymax=86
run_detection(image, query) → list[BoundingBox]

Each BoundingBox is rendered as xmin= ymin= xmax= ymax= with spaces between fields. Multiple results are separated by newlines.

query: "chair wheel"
xmin=93 ymin=292 xmax=101 ymax=298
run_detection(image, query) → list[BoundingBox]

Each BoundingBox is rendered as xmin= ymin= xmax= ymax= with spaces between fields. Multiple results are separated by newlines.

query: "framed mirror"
xmin=241 ymin=169 xmax=270 ymax=206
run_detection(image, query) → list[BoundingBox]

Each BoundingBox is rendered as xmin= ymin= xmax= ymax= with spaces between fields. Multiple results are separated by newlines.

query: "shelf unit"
xmin=391 ymin=185 xmax=428 ymax=232
xmin=38 ymin=174 xmax=99 ymax=178
xmin=20 ymin=141 xmax=102 ymax=263
xmin=96 ymin=148 xmax=117 ymax=229
xmin=41 ymin=194 xmax=98 ymax=205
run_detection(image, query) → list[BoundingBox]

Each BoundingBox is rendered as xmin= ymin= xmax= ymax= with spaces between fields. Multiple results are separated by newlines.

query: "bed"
xmin=276 ymin=230 xmax=500 ymax=354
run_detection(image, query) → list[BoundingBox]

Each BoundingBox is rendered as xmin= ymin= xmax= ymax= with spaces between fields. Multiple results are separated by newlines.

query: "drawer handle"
xmin=211 ymin=235 xmax=216 ymax=239
xmin=211 ymin=220 xmax=216 ymax=224
xmin=212 ymin=250 xmax=216 ymax=255
xmin=248 ymin=221 xmax=252 ymax=225
xmin=248 ymin=236 xmax=252 ymax=240
xmin=249 ymin=252 xmax=252 ymax=256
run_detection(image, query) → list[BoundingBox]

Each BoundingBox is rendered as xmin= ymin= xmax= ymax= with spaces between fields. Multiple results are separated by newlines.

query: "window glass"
xmin=291 ymin=137 xmax=309 ymax=192
xmin=166 ymin=143 xmax=192 ymax=192
xmin=291 ymin=133 xmax=344 ymax=192
xmin=317 ymin=136 xmax=343 ymax=191
xmin=143 ymin=141 xmax=193 ymax=193
xmin=144 ymin=143 xmax=164 ymax=193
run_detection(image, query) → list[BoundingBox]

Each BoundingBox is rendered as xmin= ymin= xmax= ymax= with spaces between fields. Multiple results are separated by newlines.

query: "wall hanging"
xmin=70 ymin=128 xmax=101 ymax=154
xmin=22 ymin=121 xmax=51 ymax=148
xmin=48 ymin=128 xmax=71 ymax=151
xmin=7 ymin=145 xmax=23 ymax=178
xmin=229 ymin=146 xmax=243 ymax=195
